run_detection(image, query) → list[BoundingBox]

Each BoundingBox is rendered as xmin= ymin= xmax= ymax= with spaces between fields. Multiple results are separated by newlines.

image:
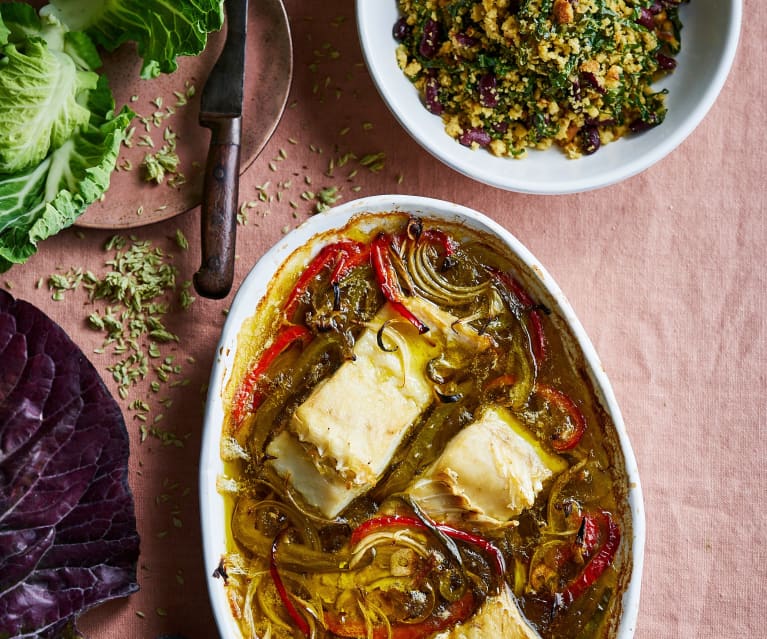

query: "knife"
xmin=194 ymin=0 xmax=249 ymax=299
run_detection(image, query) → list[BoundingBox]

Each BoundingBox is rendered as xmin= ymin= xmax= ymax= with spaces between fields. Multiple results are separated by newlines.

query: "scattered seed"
xmin=174 ymin=229 xmax=189 ymax=250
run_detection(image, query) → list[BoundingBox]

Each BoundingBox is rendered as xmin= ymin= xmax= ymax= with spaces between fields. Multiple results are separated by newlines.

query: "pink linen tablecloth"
xmin=5 ymin=1 xmax=764 ymax=638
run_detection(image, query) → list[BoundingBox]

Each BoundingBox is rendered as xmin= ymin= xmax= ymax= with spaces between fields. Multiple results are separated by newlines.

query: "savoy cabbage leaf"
xmin=0 ymin=37 xmax=98 ymax=174
xmin=45 ymin=0 xmax=225 ymax=78
xmin=0 ymin=4 xmax=133 ymax=272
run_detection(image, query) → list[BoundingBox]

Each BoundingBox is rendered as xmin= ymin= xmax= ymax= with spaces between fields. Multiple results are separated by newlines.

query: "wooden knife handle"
xmin=194 ymin=115 xmax=242 ymax=299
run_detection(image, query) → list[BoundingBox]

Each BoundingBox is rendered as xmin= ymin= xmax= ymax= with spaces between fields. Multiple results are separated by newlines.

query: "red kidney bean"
xmin=585 ymin=116 xmax=616 ymax=127
xmin=581 ymin=126 xmax=601 ymax=155
xmin=581 ymin=71 xmax=606 ymax=94
xmin=459 ymin=128 xmax=492 ymax=147
xmin=424 ymin=76 xmax=443 ymax=115
xmin=393 ymin=17 xmax=411 ymax=42
xmin=454 ymin=32 xmax=478 ymax=47
xmin=478 ymin=73 xmax=499 ymax=108
xmin=629 ymin=114 xmax=660 ymax=133
xmin=570 ymin=78 xmax=582 ymax=103
xmin=419 ymin=18 xmax=441 ymax=59
xmin=656 ymin=53 xmax=677 ymax=70
xmin=636 ymin=7 xmax=655 ymax=28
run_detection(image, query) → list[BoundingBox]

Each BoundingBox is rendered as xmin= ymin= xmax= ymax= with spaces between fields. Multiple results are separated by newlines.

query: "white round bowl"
xmin=199 ymin=194 xmax=646 ymax=638
xmin=356 ymin=1 xmax=741 ymax=194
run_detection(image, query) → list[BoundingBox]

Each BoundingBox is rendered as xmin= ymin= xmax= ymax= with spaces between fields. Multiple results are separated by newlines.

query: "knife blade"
xmin=194 ymin=0 xmax=249 ymax=300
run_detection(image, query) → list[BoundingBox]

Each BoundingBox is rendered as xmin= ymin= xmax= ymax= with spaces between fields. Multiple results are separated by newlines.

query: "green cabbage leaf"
xmin=0 ymin=4 xmax=132 ymax=272
xmin=45 ymin=0 xmax=225 ymax=79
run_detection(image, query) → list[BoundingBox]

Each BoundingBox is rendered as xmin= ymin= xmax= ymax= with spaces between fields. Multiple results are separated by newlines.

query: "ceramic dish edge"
xmin=354 ymin=1 xmax=742 ymax=195
xmin=199 ymin=194 xmax=646 ymax=638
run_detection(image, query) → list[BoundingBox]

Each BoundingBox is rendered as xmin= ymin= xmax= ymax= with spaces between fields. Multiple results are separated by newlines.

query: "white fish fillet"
xmin=409 ymin=405 xmax=566 ymax=526
xmin=267 ymin=299 xmax=489 ymax=518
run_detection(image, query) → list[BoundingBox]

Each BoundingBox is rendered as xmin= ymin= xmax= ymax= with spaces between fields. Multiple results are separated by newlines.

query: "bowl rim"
xmin=199 ymin=194 xmax=646 ymax=638
xmin=355 ymin=1 xmax=743 ymax=195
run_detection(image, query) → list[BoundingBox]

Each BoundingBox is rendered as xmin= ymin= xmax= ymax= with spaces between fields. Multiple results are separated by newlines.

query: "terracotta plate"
xmin=76 ymin=0 xmax=293 ymax=229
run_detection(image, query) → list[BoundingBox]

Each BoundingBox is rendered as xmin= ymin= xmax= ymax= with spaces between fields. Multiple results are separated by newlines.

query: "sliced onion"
xmin=405 ymin=240 xmax=490 ymax=307
xmin=256 ymin=574 xmax=295 ymax=631
xmin=242 ymin=571 xmax=271 ymax=637
xmin=414 ymin=243 xmax=487 ymax=297
xmin=255 ymin=498 xmax=322 ymax=550
xmin=350 ymin=530 xmax=432 ymax=569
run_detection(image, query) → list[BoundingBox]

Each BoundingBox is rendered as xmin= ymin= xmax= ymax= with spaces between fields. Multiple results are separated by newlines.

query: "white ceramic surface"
xmin=355 ymin=1 xmax=742 ymax=194
xmin=199 ymin=194 xmax=646 ymax=638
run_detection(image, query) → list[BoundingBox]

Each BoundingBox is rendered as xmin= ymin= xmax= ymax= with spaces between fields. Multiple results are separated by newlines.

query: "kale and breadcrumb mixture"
xmin=394 ymin=0 xmax=686 ymax=158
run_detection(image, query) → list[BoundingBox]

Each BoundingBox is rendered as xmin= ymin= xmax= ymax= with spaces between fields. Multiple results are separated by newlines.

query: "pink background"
xmin=6 ymin=1 xmax=764 ymax=637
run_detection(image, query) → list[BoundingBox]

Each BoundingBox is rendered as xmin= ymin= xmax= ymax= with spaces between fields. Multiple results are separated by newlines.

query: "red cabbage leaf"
xmin=0 ymin=289 xmax=139 ymax=639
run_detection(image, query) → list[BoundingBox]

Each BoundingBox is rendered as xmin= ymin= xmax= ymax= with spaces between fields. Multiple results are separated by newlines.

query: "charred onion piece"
xmin=407 ymin=216 xmax=424 ymax=240
xmin=436 ymin=389 xmax=463 ymax=403
xmin=376 ymin=319 xmax=400 ymax=352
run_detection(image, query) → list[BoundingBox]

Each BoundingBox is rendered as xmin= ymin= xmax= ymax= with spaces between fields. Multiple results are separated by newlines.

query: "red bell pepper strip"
xmin=527 ymin=310 xmax=547 ymax=362
xmin=389 ymin=301 xmax=429 ymax=335
xmin=438 ymin=524 xmax=506 ymax=577
xmin=371 ymin=233 xmax=403 ymax=301
xmin=576 ymin=512 xmax=602 ymax=555
xmin=560 ymin=511 xmax=620 ymax=605
xmin=371 ymin=233 xmax=429 ymax=334
xmin=486 ymin=267 xmax=547 ymax=363
xmin=329 ymin=241 xmax=370 ymax=284
xmin=350 ymin=514 xmax=505 ymax=577
xmin=283 ymin=240 xmax=369 ymax=318
xmin=419 ymin=228 xmax=456 ymax=257
xmin=405 ymin=218 xmax=455 ymax=258
xmin=531 ymin=511 xmax=607 ymax=595
xmin=270 ymin=532 xmax=311 ymax=637
xmin=324 ymin=589 xmax=476 ymax=639
xmin=231 ymin=324 xmax=311 ymax=426
xmin=534 ymin=383 xmax=586 ymax=451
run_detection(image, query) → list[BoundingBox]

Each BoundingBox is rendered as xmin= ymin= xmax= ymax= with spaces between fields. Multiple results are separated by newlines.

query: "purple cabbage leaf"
xmin=0 ymin=289 xmax=140 ymax=639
